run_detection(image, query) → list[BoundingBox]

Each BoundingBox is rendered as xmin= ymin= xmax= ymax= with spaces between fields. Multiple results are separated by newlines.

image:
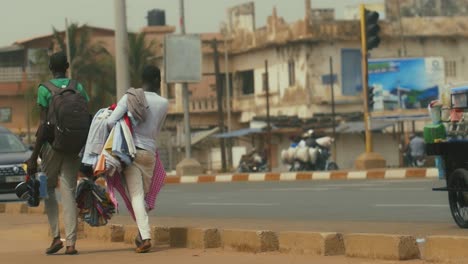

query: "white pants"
xmin=124 ymin=149 xmax=155 ymax=240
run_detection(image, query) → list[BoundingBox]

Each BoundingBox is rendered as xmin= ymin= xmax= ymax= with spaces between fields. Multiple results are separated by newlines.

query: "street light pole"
xmin=114 ymin=0 xmax=130 ymax=100
xmin=179 ymin=0 xmax=192 ymax=158
xmin=65 ymin=18 xmax=72 ymax=79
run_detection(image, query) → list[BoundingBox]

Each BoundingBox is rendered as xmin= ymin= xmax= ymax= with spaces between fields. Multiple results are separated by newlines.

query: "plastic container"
xmin=37 ymin=173 xmax=48 ymax=198
xmin=424 ymin=123 xmax=446 ymax=143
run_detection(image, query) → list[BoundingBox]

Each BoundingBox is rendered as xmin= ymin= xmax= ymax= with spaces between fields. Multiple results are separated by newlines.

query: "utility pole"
xmin=264 ymin=60 xmax=272 ymax=172
xmin=329 ymin=56 xmax=337 ymax=161
xmin=179 ymin=0 xmax=192 ymax=158
xmin=396 ymin=0 xmax=407 ymax=57
xmin=114 ymin=0 xmax=130 ymax=99
xmin=212 ymin=39 xmax=227 ymax=171
xmin=65 ymin=18 xmax=72 ymax=78
xmin=224 ymin=28 xmax=233 ymax=169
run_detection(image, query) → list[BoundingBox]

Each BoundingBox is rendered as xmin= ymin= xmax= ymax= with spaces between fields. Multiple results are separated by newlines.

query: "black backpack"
xmin=42 ymin=80 xmax=91 ymax=154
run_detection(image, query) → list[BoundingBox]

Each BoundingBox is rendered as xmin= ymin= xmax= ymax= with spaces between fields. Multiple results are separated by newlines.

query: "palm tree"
xmin=128 ymin=32 xmax=156 ymax=88
xmin=53 ymin=23 xmax=115 ymax=112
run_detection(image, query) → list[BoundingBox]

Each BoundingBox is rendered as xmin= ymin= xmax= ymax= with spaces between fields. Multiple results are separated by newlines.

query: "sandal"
xmin=45 ymin=237 xmax=63 ymax=255
xmin=65 ymin=246 xmax=78 ymax=255
xmin=135 ymin=239 xmax=151 ymax=253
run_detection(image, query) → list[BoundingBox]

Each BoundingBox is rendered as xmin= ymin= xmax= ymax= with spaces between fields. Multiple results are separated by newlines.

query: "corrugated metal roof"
xmin=0 ymin=45 xmax=24 ymax=53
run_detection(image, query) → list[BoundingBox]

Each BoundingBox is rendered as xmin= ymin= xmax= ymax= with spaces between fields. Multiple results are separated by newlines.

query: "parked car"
xmin=0 ymin=126 xmax=30 ymax=193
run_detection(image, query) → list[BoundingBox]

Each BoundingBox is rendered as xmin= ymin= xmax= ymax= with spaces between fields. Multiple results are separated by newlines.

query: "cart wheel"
xmin=448 ymin=169 xmax=468 ymax=228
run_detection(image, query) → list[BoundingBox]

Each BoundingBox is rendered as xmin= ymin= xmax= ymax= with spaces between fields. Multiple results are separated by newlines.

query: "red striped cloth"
xmin=145 ymin=151 xmax=167 ymax=210
xmin=105 ymin=151 xmax=166 ymax=221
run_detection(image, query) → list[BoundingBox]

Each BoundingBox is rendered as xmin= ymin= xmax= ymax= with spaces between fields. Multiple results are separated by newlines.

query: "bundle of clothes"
xmin=79 ymin=92 xmax=167 ymax=222
xmin=76 ymin=178 xmax=115 ymax=226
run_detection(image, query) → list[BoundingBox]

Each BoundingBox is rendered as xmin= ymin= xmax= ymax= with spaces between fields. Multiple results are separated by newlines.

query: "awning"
xmin=334 ymin=120 xmax=396 ymax=133
xmin=212 ymin=127 xmax=263 ymax=138
xmin=178 ymin=127 xmax=219 ymax=147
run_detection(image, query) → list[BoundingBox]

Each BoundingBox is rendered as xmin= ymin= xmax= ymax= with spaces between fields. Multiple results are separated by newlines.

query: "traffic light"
xmin=365 ymin=9 xmax=380 ymax=50
xmin=368 ymin=86 xmax=375 ymax=111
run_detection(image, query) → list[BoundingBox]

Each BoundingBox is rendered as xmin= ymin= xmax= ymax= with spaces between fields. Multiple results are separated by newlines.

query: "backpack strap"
xmin=41 ymin=81 xmax=62 ymax=95
xmin=66 ymin=79 xmax=78 ymax=90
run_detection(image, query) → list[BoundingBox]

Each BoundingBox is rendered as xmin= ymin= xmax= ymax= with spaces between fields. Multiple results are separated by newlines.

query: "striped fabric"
xmin=145 ymin=151 xmax=166 ymax=210
xmin=105 ymin=151 xmax=166 ymax=221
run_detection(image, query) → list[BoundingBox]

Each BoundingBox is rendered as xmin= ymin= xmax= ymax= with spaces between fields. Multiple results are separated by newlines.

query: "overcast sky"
xmin=0 ymin=0 xmax=383 ymax=47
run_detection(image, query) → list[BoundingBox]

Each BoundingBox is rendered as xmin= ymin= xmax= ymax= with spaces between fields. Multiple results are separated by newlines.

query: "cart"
xmin=427 ymin=141 xmax=468 ymax=228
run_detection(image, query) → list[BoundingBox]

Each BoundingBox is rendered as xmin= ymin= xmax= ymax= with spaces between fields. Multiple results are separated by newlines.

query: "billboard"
xmin=164 ymin=34 xmax=202 ymax=83
xmin=368 ymin=57 xmax=445 ymax=111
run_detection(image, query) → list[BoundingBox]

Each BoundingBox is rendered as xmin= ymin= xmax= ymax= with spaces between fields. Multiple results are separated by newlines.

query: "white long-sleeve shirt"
xmin=107 ymin=92 xmax=169 ymax=153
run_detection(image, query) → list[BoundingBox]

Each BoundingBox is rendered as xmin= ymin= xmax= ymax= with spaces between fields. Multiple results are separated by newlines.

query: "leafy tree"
xmin=128 ymin=32 xmax=156 ymax=87
xmin=53 ymin=23 xmax=115 ymax=112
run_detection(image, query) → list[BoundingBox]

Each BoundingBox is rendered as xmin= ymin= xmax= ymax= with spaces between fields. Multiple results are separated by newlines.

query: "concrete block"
xmin=425 ymin=236 xmax=468 ymax=262
xmin=110 ymin=224 xmax=125 ymax=242
xmin=5 ymin=203 xmax=28 ymax=214
xmin=187 ymin=228 xmax=221 ymax=249
xmin=27 ymin=203 xmax=46 ymax=214
xmin=279 ymin=232 xmax=344 ymax=256
xmin=344 ymin=233 xmax=420 ymax=260
xmin=169 ymin=227 xmax=188 ymax=248
xmin=123 ymin=225 xmax=139 ymax=245
xmin=77 ymin=221 xmax=85 ymax=239
xmin=222 ymin=229 xmax=279 ymax=253
xmin=152 ymin=226 xmax=170 ymax=245
xmin=176 ymin=158 xmax=203 ymax=176
xmin=83 ymin=224 xmax=112 ymax=242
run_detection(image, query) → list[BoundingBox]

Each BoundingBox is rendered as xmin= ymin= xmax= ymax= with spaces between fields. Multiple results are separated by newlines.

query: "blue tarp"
xmin=212 ymin=128 xmax=263 ymax=138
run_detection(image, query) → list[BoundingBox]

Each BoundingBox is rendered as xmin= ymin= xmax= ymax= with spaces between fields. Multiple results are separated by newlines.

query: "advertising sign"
xmin=164 ymin=34 xmax=202 ymax=83
xmin=368 ymin=57 xmax=445 ymax=111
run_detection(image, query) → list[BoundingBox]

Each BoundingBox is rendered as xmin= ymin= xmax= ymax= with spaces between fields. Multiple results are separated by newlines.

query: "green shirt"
xmin=37 ymin=78 xmax=90 ymax=108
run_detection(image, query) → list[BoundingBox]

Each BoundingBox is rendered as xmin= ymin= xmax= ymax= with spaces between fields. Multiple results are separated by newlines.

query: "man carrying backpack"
xmin=26 ymin=51 xmax=90 ymax=255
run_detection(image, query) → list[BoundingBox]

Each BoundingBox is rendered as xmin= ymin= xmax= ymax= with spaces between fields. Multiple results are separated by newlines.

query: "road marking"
xmin=361 ymin=187 xmax=426 ymax=191
xmin=426 ymin=168 xmax=439 ymax=178
xmin=189 ymin=202 xmax=279 ymax=206
xmin=249 ymin=173 xmax=266 ymax=181
xmin=280 ymin=172 xmax=297 ymax=181
xmin=348 ymin=171 xmax=367 ymax=180
xmin=180 ymin=176 xmax=198 ymax=183
xmin=215 ymin=175 xmax=233 ymax=182
xmin=313 ymin=172 xmax=330 ymax=180
xmin=384 ymin=169 xmax=407 ymax=179
xmin=268 ymin=187 xmax=339 ymax=191
xmin=374 ymin=204 xmax=447 ymax=208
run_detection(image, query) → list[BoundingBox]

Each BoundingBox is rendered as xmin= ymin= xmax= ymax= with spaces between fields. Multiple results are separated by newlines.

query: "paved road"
xmin=146 ymin=179 xmax=451 ymax=223
xmin=0 ymin=178 xmax=451 ymax=222
xmin=3 ymin=178 xmax=467 ymax=237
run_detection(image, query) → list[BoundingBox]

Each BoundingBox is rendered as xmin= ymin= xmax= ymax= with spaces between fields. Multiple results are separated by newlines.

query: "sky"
xmin=0 ymin=0 xmax=383 ymax=47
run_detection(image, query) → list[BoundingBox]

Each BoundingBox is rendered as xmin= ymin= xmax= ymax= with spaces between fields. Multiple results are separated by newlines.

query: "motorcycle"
xmin=237 ymin=150 xmax=268 ymax=173
xmin=282 ymin=136 xmax=339 ymax=172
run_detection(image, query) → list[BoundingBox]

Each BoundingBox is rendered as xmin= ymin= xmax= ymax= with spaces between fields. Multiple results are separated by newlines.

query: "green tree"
xmin=53 ymin=23 xmax=116 ymax=112
xmin=128 ymin=32 xmax=156 ymax=87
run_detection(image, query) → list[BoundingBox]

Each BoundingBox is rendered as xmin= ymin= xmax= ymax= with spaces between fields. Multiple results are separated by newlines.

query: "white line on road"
xmin=374 ymin=204 xmax=447 ymax=208
xmin=189 ymin=202 xmax=280 ymax=206
xmin=361 ymin=188 xmax=426 ymax=191
xmin=267 ymin=187 xmax=339 ymax=191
